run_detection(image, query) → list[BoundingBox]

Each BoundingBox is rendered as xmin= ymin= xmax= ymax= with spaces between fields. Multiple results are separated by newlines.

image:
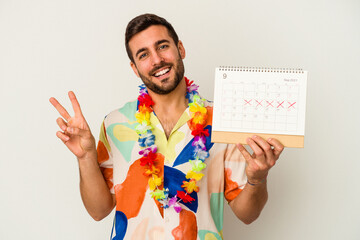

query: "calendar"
xmin=212 ymin=67 xmax=307 ymax=148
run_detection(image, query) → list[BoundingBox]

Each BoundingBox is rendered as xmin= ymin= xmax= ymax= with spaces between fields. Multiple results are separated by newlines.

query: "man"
xmin=50 ymin=13 xmax=284 ymax=240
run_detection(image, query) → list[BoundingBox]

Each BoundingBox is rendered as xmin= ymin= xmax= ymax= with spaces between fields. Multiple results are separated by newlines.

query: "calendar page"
xmin=212 ymin=67 xmax=307 ymax=140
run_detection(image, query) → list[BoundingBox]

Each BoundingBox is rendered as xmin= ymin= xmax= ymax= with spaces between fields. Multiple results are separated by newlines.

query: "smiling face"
xmin=129 ymin=25 xmax=185 ymax=95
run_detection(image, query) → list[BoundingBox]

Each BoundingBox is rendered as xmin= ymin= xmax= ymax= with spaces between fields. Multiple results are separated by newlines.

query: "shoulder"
xmin=201 ymin=97 xmax=213 ymax=120
xmin=203 ymin=98 xmax=213 ymax=108
xmin=103 ymin=99 xmax=138 ymax=126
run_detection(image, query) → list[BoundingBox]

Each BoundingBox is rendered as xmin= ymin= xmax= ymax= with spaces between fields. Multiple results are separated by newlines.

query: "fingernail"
xmin=252 ymin=135 xmax=257 ymax=139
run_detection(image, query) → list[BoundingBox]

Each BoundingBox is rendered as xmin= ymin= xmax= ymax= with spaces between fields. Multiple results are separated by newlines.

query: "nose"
xmin=151 ymin=51 xmax=164 ymax=66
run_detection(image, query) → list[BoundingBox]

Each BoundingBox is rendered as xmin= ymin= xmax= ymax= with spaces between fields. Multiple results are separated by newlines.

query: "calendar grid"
xmin=213 ymin=67 xmax=307 ymax=136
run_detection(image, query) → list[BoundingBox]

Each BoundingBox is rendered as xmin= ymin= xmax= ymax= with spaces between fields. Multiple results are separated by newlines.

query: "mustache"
xmin=149 ymin=62 xmax=173 ymax=76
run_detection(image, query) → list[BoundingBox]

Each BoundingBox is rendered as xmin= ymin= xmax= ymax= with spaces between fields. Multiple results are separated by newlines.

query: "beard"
xmin=137 ymin=54 xmax=185 ymax=95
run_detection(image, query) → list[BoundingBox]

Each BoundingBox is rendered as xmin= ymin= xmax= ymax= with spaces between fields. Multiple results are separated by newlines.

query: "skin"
xmin=50 ymin=24 xmax=284 ymax=223
xmin=230 ymin=136 xmax=283 ymax=224
xmin=129 ymin=25 xmax=188 ymax=138
xmin=129 ymin=25 xmax=185 ymax=96
xmin=49 ymin=93 xmax=115 ymax=221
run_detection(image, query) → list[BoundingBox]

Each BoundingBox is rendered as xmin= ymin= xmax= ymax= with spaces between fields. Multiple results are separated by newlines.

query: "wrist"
xmin=247 ymin=178 xmax=267 ymax=186
xmin=78 ymin=150 xmax=98 ymax=163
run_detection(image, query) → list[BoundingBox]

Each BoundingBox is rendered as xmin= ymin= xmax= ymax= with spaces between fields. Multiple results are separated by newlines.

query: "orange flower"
xmin=138 ymin=105 xmax=152 ymax=114
xmin=143 ymin=165 xmax=160 ymax=176
xmin=191 ymin=112 xmax=207 ymax=126
xmin=181 ymin=179 xmax=199 ymax=194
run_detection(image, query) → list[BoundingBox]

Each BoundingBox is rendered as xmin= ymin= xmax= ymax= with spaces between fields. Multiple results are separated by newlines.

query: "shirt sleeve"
xmin=223 ymin=144 xmax=247 ymax=203
xmin=97 ymin=119 xmax=115 ymax=194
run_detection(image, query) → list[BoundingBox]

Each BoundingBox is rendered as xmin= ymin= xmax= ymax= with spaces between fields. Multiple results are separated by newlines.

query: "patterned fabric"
xmin=97 ymin=97 xmax=247 ymax=240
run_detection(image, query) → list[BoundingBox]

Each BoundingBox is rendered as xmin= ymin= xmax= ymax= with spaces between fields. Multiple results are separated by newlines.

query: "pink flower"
xmin=139 ymin=146 xmax=157 ymax=156
xmin=192 ymin=135 xmax=206 ymax=149
xmin=169 ymin=196 xmax=182 ymax=213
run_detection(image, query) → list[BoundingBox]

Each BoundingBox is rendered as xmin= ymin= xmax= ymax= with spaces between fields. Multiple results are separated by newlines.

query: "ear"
xmin=177 ymin=40 xmax=186 ymax=59
xmin=130 ymin=61 xmax=140 ymax=78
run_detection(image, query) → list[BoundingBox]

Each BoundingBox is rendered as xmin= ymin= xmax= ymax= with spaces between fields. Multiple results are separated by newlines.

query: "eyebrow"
xmin=135 ymin=39 xmax=171 ymax=58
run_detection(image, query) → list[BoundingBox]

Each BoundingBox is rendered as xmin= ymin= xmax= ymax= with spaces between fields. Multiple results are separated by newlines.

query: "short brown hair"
xmin=125 ymin=13 xmax=179 ymax=62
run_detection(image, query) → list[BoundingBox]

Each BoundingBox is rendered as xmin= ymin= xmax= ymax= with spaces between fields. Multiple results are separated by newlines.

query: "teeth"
xmin=154 ymin=68 xmax=170 ymax=77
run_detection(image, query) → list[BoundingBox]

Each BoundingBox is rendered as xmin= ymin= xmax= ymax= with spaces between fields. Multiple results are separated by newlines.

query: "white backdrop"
xmin=1 ymin=0 xmax=359 ymax=239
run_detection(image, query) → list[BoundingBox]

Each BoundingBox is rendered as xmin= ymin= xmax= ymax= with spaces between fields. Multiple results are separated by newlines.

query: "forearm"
xmin=229 ymin=181 xmax=268 ymax=224
xmin=78 ymin=152 xmax=115 ymax=221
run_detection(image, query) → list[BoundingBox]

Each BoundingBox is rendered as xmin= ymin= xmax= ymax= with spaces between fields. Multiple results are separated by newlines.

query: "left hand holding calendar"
xmin=236 ymin=135 xmax=284 ymax=184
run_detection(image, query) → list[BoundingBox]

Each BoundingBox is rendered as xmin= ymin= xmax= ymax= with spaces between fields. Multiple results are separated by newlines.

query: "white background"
xmin=1 ymin=0 xmax=359 ymax=239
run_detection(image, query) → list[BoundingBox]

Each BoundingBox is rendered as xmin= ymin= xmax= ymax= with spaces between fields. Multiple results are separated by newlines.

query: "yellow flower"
xmin=150 ymin=189 xmax=166 ymax=200
xmin=189 ymin=103 xmax=207 ymax=115
xmin=182 ymin=179 xmax=199 ymax=193
xmin=148 ymin=175 xmax=162 ymax=191
xmin=186 ymin=171 xmax=204 ymax=181
xmin=135 ymin=111 xmax=150 ymax=124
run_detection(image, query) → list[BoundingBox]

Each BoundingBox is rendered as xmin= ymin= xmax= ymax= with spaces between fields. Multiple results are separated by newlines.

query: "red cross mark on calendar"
xmin=288 ymin=102 xmax=296 ymax=109
xmin=277 ymin=101 xmax=284 ymax=108
xmin=255 ymin=100 xmax=263 ymax=107
xmin=244 ymin=99 xmax=252 ymax=105
xmin=266 ymin=100 xmax=274 ymax=108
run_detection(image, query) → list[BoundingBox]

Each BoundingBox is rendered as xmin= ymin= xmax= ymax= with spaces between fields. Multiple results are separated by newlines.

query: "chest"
xmin=161 ymin=120 xmax=177 ymax=139
xmin=156 ymin=112 xmax=185 ymax=139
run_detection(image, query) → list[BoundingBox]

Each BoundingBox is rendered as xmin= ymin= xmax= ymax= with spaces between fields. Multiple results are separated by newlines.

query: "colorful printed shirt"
xmin=96 ymin=97 xmax=247 ymax=240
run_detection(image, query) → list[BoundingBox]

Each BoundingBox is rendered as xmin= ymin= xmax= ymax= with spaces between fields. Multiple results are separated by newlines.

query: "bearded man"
xmin=50 ymin=13 xmax=284 ymax=240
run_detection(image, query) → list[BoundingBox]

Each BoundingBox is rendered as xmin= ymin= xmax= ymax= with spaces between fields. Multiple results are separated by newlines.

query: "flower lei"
xmin=135 ymin=77 xmax=210 ymax=213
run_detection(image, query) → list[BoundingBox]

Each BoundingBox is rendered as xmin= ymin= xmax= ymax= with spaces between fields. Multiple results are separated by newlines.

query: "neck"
xmin=147 ymin=78 xmax=188 ymax=115
xmin=146 ymin=78 xmax=188 ymax=138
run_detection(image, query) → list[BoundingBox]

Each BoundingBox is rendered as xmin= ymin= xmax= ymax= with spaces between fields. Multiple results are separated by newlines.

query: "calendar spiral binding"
xmin=218 ymin=66 xmax=304 ymax=74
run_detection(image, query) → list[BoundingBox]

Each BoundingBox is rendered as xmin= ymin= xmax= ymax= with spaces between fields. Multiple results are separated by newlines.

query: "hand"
xmin=236 ymin=135 xmax=284 ymax=184
xmin=49 ymin=91 xmax=96 ymax=160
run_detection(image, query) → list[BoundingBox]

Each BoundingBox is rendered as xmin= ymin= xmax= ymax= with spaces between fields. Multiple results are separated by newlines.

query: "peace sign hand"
xmin=49 ymin=91 xmax=96 ymax=160
xmin=236 ymin=135 xmax=284 ymax=184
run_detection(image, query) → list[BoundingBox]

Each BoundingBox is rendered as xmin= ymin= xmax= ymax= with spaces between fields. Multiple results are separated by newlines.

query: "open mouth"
xmin=153 ymin=67 xmax=171 ymax=78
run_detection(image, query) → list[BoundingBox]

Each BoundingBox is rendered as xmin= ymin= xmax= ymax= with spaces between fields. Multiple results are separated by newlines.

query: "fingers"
xmin=56 ymin=130 xmax=70 ymax=142
xmin=55 ymin=126 xmax=91 ymax=143
xmin=248 ymin=136 xmax=275 ymax=166
xmin=247 ymin=136 xmax=267 ymax=158
xmin=49 ymin=97 xmax=71 ymax=121
xmin=267 ymin=138 xmax=284 ymax=158
xmin=66 ymin=126 xmax=90 ymax=138
xmin=236 ymin=143 xmax=254 ymax=164
xmin=56 ymin=117 xmax=67 ymax=131
xmin=68 ymin=91 xmax=83 ymax=117
xmin=241 ymin=135 xmax=284 ymax=166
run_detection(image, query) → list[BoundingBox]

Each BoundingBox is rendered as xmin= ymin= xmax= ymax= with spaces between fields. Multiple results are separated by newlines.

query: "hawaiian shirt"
xmin=96 ymin=97 xmax=247 ymax=240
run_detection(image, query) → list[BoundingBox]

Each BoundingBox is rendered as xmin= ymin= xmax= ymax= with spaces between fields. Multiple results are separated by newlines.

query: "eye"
xmin=159 ymin=44 xmax=168 ymax=50
xmin=139 ymin=52 xmax=147 ymax=60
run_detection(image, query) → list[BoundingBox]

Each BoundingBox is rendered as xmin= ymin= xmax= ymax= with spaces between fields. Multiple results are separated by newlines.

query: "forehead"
xmin=128 ymin=25 xmax=173 ymax=51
